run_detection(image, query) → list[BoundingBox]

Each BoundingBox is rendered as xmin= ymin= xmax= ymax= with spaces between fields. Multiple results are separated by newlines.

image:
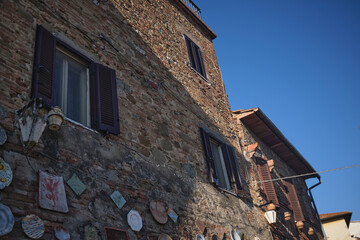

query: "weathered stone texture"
xmin=0 ymin=0 xmax=271 ymax=239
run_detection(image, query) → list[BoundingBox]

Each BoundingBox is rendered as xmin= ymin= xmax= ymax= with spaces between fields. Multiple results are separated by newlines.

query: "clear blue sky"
xmin=196 ymin=0 xmax=360 ymax=220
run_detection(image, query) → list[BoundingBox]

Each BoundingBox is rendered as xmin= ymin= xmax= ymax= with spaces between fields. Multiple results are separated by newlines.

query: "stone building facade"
xmin=0 ymin=0 xmax=275 ymax=239
xmin=233 ymin=108 xmax=324 ymax=240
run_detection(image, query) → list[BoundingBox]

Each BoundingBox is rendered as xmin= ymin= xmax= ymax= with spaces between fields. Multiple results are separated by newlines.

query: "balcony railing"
xmin=180 ymin=0 xmax=202 ymax=19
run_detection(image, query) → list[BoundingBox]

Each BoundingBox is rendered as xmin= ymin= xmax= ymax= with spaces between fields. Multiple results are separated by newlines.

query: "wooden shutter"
xmin=197 ymin=49 xmax=206 ymax=78
xmin=284 ymin=179 xmax=304 ymax=221
xmin=93 ymin=63 xmax=120 ymax=135
xmin=31 ymin=25 xmax=56 ymax=106
xmin=199 ymin=127 xmax=218 ymax=184
xmin=185 ymin=36 xmax=195 ymax=69
xmin=257 ymin=158 xmax=279 ymax=206
xmin=221 ymin=144 xmax=235 ymax=189
xmin=227 ymin=145 xmax=243 ymax=192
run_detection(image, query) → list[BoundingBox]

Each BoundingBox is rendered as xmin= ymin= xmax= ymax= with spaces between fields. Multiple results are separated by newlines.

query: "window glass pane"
xmin=66 ymin=56 xmax=88 ymax=125
xmin=54 ymin=52 xmax=65 ymax=108
xmin=54 ymin=49 xmax=89 ymax=126
xmin=210 ymin=139 xmax=230 ymax=189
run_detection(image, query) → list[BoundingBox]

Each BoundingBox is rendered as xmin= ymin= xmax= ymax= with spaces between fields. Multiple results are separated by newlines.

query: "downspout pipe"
xmin=308 ymin=176 xmax=327 ymax=240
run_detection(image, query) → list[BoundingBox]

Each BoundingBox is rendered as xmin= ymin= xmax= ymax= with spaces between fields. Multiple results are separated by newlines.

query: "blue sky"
xmin=196 ymin=0 xmax=360 ymax=220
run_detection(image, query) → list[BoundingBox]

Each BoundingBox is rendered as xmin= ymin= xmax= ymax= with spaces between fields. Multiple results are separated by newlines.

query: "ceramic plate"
xmin=158 ymin=233 xmax=172 ymax=240
xmin=127 ymin=210 xmax=142 ymax=232
xmin=0 ymin=158 xmax=12 ymax=190
xmin=54 ymin=226 xmax=70 ymax=240
xmin=196 ymin=234 xmax=205 ymax=240
xmin=231 ymin=229 xmax=241 ymax=240
xmin=22 ymin=214 xmax=45 ymax=239
xmin=0 ymin=203 xmax=14 ymax=236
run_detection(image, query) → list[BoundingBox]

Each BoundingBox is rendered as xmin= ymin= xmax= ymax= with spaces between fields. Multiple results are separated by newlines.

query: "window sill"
xmin=187 ymin=63 xmax=209 ymax=82
xmin=64 ymin=117 xmax=98 ymax=133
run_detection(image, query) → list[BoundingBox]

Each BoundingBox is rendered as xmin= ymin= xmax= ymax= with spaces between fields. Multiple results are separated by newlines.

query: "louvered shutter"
xmin=93 ymin=63 xmax=120 ymax=135
xmin=185 ymin=36 xmax=195 ymax=69
xmin=197 ymin=48 xmax=206 ymax=78
xmin=199 ymin=128 xmax=217 ymax=184
xmin=227 ymin=145 xmax=243 ymax=192
xmin=221 ymin=144 xmax=235 ymax=190
xmin=284 ymin=179 xmax=304 ymax=221
xmin=257 ymin=158 xmax=279 ymax=206
xmin=31 ymin=25 xmax=56 ymax=106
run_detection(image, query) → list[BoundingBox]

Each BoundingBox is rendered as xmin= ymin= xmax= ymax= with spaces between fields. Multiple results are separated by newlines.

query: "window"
xmin=200 ymin=127 xmax=242 ymax=193
xmin=256 ymin=157 xmax=279 ymax=206
xmin=184 ymin=35 xmax=206 ymax=78
xmin=284 ymin=179 xmax=305 ymax=221
xmin=31 ymin=25 xmax=119 ymax=134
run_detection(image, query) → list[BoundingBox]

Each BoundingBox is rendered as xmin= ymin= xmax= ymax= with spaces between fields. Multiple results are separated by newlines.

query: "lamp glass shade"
xmin=264 ymin=210 xmax=276 ymax=224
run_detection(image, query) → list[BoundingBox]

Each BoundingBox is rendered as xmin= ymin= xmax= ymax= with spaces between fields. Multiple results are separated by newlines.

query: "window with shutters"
xmin=284 ymin=179 xmax=305 ymax=221
xmin=200 ymin=127 xmax=243 ymax=194
xmin=184 ymin=35 xmax=207 ymax=79
xmin=256 ymin=157 xmax=279 ymax=206
xmin=31 ymin=25 xmax=120 ymax=134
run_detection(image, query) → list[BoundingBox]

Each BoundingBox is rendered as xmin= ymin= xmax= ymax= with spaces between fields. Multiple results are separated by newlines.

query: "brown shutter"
xmin=227 ymin=145 xmax=243 ymax=192
xmin=31 ymin=25 xmax=56 ymax=106
xmin=199 ymin=127 xmax=218 ymax=184
xmin=197 ymin=48 xmax=206 ymax=78
xmin=257 ymin=158 xmax=279 ymax=206
xmin=93 ymin=63 xmax=120 ymax=135
xmin=284 ymin=179 xmax=305 ymax=221
xmin=185 ymin=36 xmax=195 ymax=69
xmin=221 ymin=144 xmax=235 ymax=189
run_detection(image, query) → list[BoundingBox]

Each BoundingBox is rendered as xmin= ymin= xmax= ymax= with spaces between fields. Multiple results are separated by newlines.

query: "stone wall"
xmin=0 ymin=0 xmax=272 ymax=239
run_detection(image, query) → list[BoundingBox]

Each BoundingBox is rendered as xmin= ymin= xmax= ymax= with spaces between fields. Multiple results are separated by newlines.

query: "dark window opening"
xmin=185 ymin=35 xmax=207 ymax=79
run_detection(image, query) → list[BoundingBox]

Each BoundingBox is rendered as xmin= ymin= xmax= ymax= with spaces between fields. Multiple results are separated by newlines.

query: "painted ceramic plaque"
xmin=0 ymin=157 xmax=12 ymax=190
xmin=110 ymin=190 xmax=126 ymax=209
xmin=105 ymin=227 xmax=129 ymax=240
xmin=0 ymin=126 xmax=7 ymax=145
xmin=67 ymin=173 xmax=86 ymax=196
xmin=38 ymin=170 xmax=68 ymax=213
xmin=84 ymin=225 xmax=100 ymax=240
xmin=22 ymin=214 xmax=45 ymax=239
xmin=167 ymin=208 xmax=178 ymax=223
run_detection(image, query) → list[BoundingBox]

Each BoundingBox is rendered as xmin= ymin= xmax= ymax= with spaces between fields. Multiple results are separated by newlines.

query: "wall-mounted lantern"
xmin=296 ymin=221 xmax=304 ymax=230
xmin=264 ymin=210 xmax=277 ymax=224
xmin=284 ymin=212 xmax=291 ymax=221
xmin=48 ymin=106 xmax=64 ymax=131
xmin=308 ymin=227 xmax=314 ymax=235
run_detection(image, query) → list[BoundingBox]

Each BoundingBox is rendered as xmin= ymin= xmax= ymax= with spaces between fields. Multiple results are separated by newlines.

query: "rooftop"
xmin=320 ymin=211 xmax=352 ymax=227
xmin=233 ymin=108 xmax=319 ymax=179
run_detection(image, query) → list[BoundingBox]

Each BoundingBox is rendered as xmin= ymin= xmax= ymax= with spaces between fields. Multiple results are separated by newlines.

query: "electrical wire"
xmin=254 ymin=163 xmax=360 ymax=184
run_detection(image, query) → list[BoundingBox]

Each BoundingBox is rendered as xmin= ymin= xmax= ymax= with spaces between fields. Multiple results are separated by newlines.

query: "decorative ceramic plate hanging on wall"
xmin=22 ymin=214 xmax=45 ymax=239
xmin=231 ymin=229 xmax=241 ymax=240
xmin=150 ymin=200 xmax=168 ymax=224
xmin=196 ymin=234 xmax=205 ymax=240
xmin=127 ymin=210 xmax=142 ymax=232
xmin=54 ymin=226 xmax=70 ymax=240
xmin=0 ymin=126 xmax=7 ymax=145
xmin=0 ymin=157 xmax=12 ymax=190
xmin=38 ymin=170 xmax=68 ymax=213
xmin=0 ymin=203 xmax=14 ymax=236
xmin=167 ymin=208 xmax=178 ymax=223
xmin=158 ymin=233 xmax=172 ymax=240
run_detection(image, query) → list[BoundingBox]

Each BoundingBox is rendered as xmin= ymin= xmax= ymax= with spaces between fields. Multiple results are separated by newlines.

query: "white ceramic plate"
xmin=127 ymin=210 xmax=142 ymax=232
xmin=231 ymin=229 xmax=241 ymax=240
xmin=196 ymin=234 xmax=205 ymax=240
xmin=0 ymin=203 xmax=14 ymax=236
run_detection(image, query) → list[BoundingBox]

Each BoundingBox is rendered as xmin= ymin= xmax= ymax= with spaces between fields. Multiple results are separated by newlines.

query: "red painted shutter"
xmin=227 ymin=145 xmax=243 ymax=192
xmin=31 ymin=25 xmax=56 ymax=106
xmin=94 ymin=63 xmax=120 ymax=135
xmin=284 ymin=179 xmax=305 ymax=221
xmin=199 ymin=128 xmax=218 ymax=184
xmin=257 ymin=158 xmax=279 ymax=206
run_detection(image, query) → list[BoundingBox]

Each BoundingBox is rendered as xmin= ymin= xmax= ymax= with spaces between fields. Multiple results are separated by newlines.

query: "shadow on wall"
xmin=0 ymin=0 xmax=268 ymax=239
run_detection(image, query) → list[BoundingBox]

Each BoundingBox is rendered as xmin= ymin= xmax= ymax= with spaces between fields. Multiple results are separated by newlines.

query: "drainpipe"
xmin=308 ymin=176 xmax=327 ymax=240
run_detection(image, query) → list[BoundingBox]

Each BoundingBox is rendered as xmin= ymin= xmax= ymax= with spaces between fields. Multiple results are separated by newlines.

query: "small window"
xmin=54 ymin=47 xmax=90 ymax=127
xmin=200 ymin=127 xmax=243 ymax=193
xmin=31 ymin=25 xmax=120 ymax=134
xmin=184 ymin=35 xmax=207 ymax=78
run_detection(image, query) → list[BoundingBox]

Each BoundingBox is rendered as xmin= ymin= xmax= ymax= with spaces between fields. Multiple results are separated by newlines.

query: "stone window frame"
xmin=31 ymin=25 xmax=120 ymax=134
